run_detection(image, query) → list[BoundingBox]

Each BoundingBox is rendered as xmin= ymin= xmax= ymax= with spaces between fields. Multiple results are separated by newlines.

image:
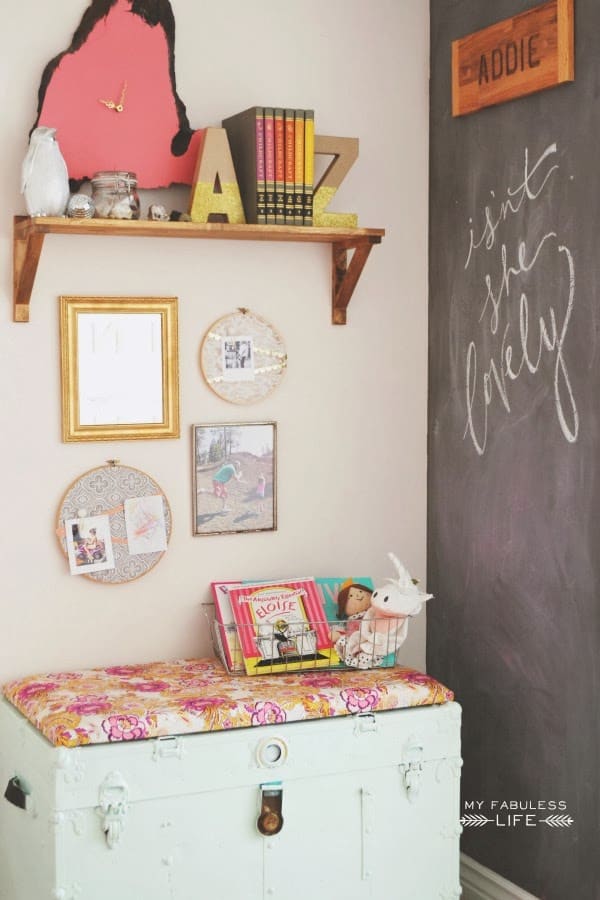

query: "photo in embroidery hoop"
xmin=200 ymin=309 xmax=287 ymax=404
xmin=56 ymin=462 xmax=172 ymax=584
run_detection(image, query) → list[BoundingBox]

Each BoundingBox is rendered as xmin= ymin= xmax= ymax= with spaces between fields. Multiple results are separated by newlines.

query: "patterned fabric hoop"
xmin=56 ymin=463 xmax=172 ymax=584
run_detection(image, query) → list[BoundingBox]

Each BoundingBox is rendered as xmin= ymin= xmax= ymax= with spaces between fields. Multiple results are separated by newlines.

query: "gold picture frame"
xmin=59 ymin=296 xmax=179 ymax=442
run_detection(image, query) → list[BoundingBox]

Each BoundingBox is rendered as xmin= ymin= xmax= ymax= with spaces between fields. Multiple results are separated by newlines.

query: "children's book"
xmin=211 ymin=576 xmax=313 ymax=672
xmin=227 ymin=578 xmax=339 ymax=675
xmin=211 ymin=580 xmax=243 ymax=672
xmin=315 ymin=577 xmax=396 ymax=668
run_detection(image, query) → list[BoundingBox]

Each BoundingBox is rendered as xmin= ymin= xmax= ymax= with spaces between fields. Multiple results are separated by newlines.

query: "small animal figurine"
xmin=148 ymin=203 xmax=170 ymax=221
xmin=21 ymin=127 xmax=70 ymax=217
xmin=339 ymin=553 xmax=432 ymax=669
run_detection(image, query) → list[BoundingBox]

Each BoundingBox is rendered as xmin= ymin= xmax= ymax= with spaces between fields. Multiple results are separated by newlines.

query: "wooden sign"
xmin=452 ymin=0 xmax=574 ymax=117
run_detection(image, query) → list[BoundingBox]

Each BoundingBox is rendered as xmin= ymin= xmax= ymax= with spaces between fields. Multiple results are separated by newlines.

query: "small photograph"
xmin=221 ymin=336 xmax=255 ymax=382
xmin=193 ymin=422 xmax=276 ymax=536
xmin=65 ymin=514 xmax=115 ymax=575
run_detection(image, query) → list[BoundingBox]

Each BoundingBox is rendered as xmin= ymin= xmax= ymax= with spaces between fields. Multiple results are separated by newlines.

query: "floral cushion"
xmin=3 ymin=657 xmax=454 ymax=748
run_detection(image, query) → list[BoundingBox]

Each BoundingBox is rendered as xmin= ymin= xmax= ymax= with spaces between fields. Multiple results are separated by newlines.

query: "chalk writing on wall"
xmin=461 ymin=143 xmax=578 ymax=455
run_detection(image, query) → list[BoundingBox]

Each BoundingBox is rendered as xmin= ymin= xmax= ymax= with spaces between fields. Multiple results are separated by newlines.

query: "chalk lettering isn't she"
xmin=479 ymin=34 xmax=540 ymax=85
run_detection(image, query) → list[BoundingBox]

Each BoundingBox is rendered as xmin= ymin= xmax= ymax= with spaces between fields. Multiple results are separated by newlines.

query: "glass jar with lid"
xmin=91 ymin=171 xmax=140 ymax=219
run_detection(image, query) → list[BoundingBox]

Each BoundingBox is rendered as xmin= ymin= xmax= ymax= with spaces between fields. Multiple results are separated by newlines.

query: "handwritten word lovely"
xmin=465 ymin=236 xmax=577 ymax=456
xmin=462 ymin=143 xmax=578 ymax=455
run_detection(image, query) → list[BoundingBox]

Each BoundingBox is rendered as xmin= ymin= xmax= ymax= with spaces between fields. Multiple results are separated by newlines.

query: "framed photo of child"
xmin=192 ymin=422 xmax=277 ymax=536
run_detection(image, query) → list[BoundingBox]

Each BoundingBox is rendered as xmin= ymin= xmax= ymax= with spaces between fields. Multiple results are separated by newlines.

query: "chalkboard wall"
xmin=428 ymin=2 xmax=599 ymax=898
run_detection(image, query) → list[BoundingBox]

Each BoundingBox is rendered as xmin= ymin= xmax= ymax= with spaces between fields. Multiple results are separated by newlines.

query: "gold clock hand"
xmin=115 ymin=81 xmax=127 ymax=113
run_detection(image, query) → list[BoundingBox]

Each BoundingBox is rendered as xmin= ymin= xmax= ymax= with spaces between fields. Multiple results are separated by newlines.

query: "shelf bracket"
xmin=331 ymin=239 xmax=377 ymax=325
xmin=13 ymin=220 xmax=45 ymax=323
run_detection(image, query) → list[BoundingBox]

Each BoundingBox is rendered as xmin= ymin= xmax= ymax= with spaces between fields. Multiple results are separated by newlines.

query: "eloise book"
xmin=213 ymin=578 xmax=313 ymax=672
xmin=212 ymin=578 xmax=313 ymax=672
xmin=227 ymin=578 xmax=339 ymax=675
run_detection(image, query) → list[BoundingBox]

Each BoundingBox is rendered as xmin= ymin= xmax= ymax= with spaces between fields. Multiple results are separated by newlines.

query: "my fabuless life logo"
xmin=461 ymin=799 xmax=573 ymax=829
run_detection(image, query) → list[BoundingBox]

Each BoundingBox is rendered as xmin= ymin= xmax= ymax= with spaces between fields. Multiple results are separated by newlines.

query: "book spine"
xmin=255 ymin=108 xmax=266 ymax=225
xmin=303 ymin=109 xmax=314 ymax=226
xmin=283 ymin=109 xmax=295 ymax=225
xmin=274 ymin=108 xmax=285 ymax=225
xmin=263 ymin=108 xmax=276 ymax=225
xmin=222 ymin=107 xmax=263 ymax=224
xmin=211 ymin=582 xmax=238 ymax=671
xmin=293 ymin=109 xmax=305 ymax=226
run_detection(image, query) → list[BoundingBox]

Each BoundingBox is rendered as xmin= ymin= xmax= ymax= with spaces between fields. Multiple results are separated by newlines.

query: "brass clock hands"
xmin=115 ymin=81 xmax=127 ymax=113
xmin=98 ymin=82 xmax=127 ymax=113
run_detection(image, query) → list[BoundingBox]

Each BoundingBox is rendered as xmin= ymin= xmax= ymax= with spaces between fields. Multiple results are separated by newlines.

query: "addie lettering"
xmin=479 ymin=34 xmax=541 ymax=85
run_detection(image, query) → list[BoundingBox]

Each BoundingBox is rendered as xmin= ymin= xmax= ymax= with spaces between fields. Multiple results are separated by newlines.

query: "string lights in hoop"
xmin=200 ymin=308 xmax=287 ymax=404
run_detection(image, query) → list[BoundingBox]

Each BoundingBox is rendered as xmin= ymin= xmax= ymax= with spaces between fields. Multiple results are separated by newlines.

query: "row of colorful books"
xmin=222 ymin=106 xmax=315 ymax=226
xmin=211 ymin=576 xmax=396 ymax=676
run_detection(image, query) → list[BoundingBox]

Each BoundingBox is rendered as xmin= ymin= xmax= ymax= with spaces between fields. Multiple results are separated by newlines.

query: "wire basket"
xmin=203 ymin=603 xmax=402 ymax=675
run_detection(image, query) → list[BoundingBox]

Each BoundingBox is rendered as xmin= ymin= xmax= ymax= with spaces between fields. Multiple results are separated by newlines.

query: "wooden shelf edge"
xmin=13 ymin=216 xmax=385 ymax=323
xmin=14 ymin=215 xmax=384 ymax=243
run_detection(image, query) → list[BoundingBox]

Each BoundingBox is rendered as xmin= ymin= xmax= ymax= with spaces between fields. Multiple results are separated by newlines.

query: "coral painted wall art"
xmin=34 ymin=0 xmax=204 ymax=187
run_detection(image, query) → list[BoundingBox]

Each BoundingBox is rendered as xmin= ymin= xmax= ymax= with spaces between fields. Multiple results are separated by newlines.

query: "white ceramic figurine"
xmin=21 ymin=127 xmax=70 ymax=217
xmin=337 ymin=552 xmax=432 ymax=669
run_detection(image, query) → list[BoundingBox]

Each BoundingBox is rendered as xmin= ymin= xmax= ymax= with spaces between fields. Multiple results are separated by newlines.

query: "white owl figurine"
xmin=21 ymin=127 xmax=70 ymax=216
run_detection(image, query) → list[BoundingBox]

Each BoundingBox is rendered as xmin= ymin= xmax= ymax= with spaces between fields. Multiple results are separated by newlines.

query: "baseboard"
xmin=460 ymin=854 xmax=540 ymax=900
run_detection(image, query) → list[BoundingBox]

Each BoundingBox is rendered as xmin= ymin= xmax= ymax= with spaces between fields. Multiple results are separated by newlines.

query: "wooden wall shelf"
xmin=13 ymin=216 xmax=385 ymax=324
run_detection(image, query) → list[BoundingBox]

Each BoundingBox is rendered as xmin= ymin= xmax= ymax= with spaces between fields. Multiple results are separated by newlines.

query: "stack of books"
xmin=222 ymin=107 xmax=315 ymax=226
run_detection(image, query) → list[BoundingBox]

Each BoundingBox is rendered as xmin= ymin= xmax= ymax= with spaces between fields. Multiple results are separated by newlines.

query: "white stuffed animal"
xmin=337 ymin=553 xmax=432 ymax=669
